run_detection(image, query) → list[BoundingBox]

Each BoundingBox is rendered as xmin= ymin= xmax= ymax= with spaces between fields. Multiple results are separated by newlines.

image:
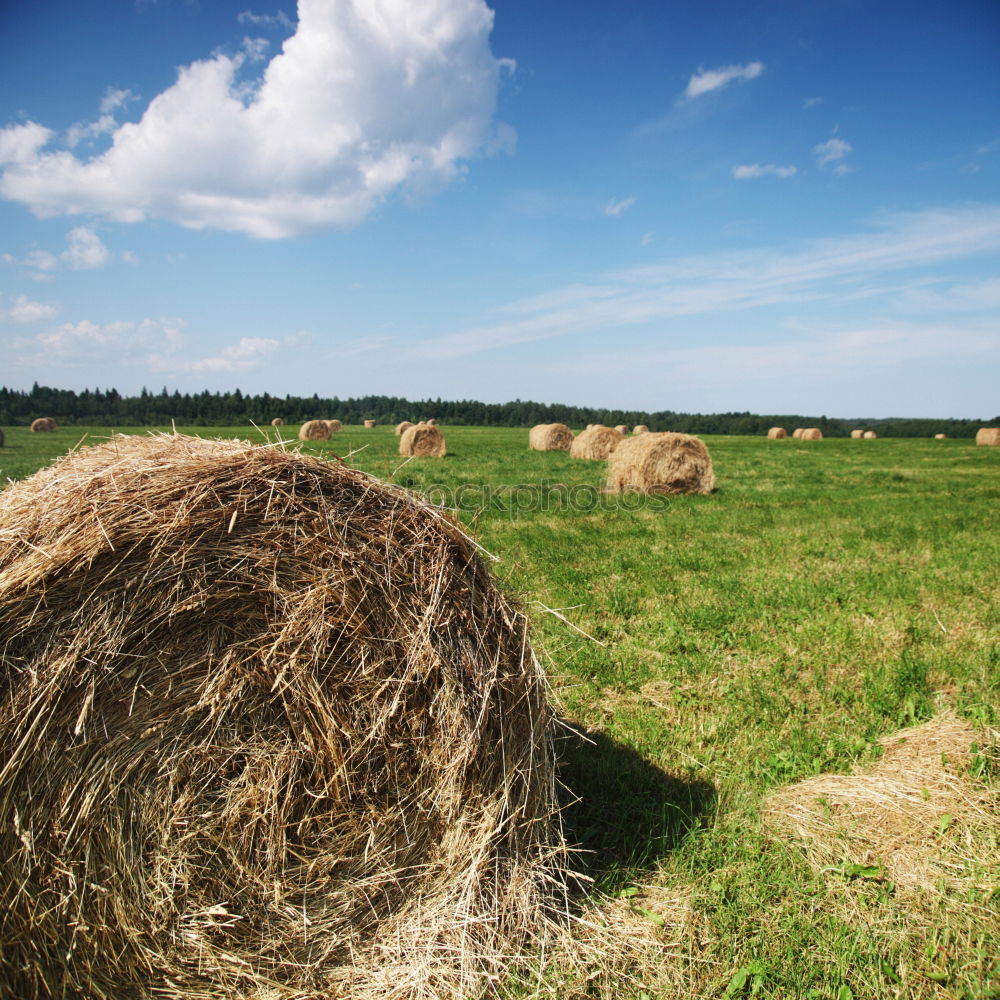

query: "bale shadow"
xmin=556 ymin=721 xmax=716 ymax=891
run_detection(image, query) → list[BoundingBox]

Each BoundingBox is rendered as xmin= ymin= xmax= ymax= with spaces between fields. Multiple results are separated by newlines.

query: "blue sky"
xmin=1 ymin=0 xmax=998 ymax=418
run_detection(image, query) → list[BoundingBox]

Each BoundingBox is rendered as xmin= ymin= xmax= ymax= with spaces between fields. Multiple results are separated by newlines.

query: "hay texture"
xmin=399 ymin=424 xmax=446 ymax=457
xmin=800 ymin=428 xmax=823 ymax=441
xmin=364 ymin=419 xmax=376 ymax=428
xmin=976 ymin=427 xmax=1000 ymax=446
xmin=791 ymin=428 xmax=804 ymax=439
xmin=270 ymin=417 xmax=284 ymax=427
xmin=529 ymin=423 xmax=573 ymax=452
xmin=298 ymin=419 xmax=330 ymax=441
xmin=863 ymin=430 xmax=877 ymax=439
xmin=851 ymin=429 xmax=864 ymax=438
xmin=934 ymin=433 xmax=947 ymax=439
xmin=767 ymin=427 xmax=786 ymax=439
xmin=395 ymin=420 xmax=414 ymax=436
xmin=0 ymin=433 xmax=562 ymax=1000
xmin=632 ymin=424 xmax=649 ymax=435
xmin=569 ymin=425 xmax=623 ymax=461
xmin=325 ymin=419 xmax=342 ymax=433
xmin=29 ymin=417 xmax=57 ymax=432
xmin=606 ymin=432 xmax=715 ymax=496
xmin=427 ymin=418 xmax=438 ymax=427
xmin=614 ymin=424 xmax=629 ymax=435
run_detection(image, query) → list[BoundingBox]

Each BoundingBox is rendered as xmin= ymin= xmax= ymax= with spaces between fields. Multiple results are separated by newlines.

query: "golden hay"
xmin=326 ymin=419 xmax=342 ymax=433
xmin=767 ymin=427 xmax=786 ymax=439
xmin=569 ymin=425 xmax=623 ymax=461
xmin=529 ymin=423 xmax=574 ymax=452
xmin=298 ymin=419 xmax=330 ymax=440
xmin=614 ymin=424 xmax=629 ymax=435
xmin=850 ymin=429 xmax=864 ymax=438
xmin=606 ymin=432 xmax=715 ymax=496
xmin=399 ymin=424 xmax=446 ymax=457
xmin=364 ymin=419 xmax=376 ymax=428
xmin=863 ymin=430 xmax=877 ymax=439
xmin=791 ymin=428 xmax=804 ymax=439
xmin=934 ymin=433 xmax=947 ymax=439
xmin=976 ymin=427 xmax=1000 ymax=446
xmin=29 ymin=417 xmax=57 ymax=432
xmin=395 ymin=420 xmax=414 ymax=436
xmin=427 ymin=418 xmax=438 ymax=426
xmin=799 ymin=427 xmax=823 ymax=441
xmin=270 ymin=417 xmax=284 ymax=427
xmin=0 ymin=433 xmax=563 ymax=1000
xmin=632 ymin=424 xmax=649 ymax=435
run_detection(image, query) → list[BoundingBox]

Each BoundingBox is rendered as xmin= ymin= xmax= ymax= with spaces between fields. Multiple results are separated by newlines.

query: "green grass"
xmin=2 ymin=423 xmax=998 ymax=999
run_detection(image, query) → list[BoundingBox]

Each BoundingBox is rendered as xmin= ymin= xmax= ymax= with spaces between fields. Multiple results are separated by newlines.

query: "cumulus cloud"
xmin=11 ymin=317 xmax=187 ymax=369
xmin=4 ymin=226 xmax=112 ymax=274
xmin=732 ymin=163 xmax=797 ymax=179
xmin=814 ymin=137 xmax=853 ymax=173
xmin=66 ymin=88 xmax=136 ymax=148
xmin=685 ymin=61 xmax=764 ymax=99
xmin=4 ymin=294 xmax=57 ymax=323
xmin=0 ymin=0 xmax=512 ymax=238
xmin=604 ymin=195 xmax=636 ymax=217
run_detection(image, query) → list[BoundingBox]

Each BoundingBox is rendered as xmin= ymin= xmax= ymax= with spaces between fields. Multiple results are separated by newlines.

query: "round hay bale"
xmin=298 ymin=419 xmax=330 ymax=440
xmin=606 ymin=431 xmax=715 ymax=496
xmin=325 ymin=419 xmax=342 ymax=433
xmin=800 ymin=428 xmax=823 ymax=441
xmin=934 ymin=433 xmax=947 ymax=440
xmin=791 ymin=428 xmax=804 ymax=439
xmin=767 ymin=427 xmax=786 ymax=439
xmin=427 ymin=418 xmax=438 ymax=427
xmin=632 ymin=424 xmax=649 ymax=435
xmin=614 ymin=424 xmax=629 ymax=436
xmin=850 ymin=429 xmax=864 ymax=439
xmin=863 ymin=430 xmax=877 ymax=439
xmin=395 ymin=420 xmax=414 ymax=436
xmin=270 ymin=417 xmax=284 ymax=427
xmin=400 ymin=424 xmax=446 ymax=457
xmin=529 ymin=423 xmax=573 ymax=452
xmin=569 ymin=425 xmax=623 ymax=461
xmin=975 ymin=427 xmax=1000 ymax=446
xmin=0 ymin=434 xmax=561 ymax=999
xmin=364 ymin=419 xmax=376 ymax=428
xmin=29 ymin=417 xmax=57 ymax=432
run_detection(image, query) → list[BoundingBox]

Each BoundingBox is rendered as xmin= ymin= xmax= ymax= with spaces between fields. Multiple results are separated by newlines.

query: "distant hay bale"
xmin=0 ymin=433 xmax=563 ymax=1000
xmin=934 ymin=433 xmax=947 ymax=439
xmin=325 ymin=419 xmax=342 ymax=433
xmin=767 ymin=427 xmax=786 ymax=439
xmin=633 ymin=424 xmax=649 ymax=435
xmin=29 ymin=417 xmax=57 ymax=432
xmin=298 ymin=419 xmax=330 ymax=440
xmin=850 ymin=429 xmax=864 ymax=439
xmin=395 ymin=420 xmax=414 ymax=436
xmin=427 ymin=418 xmax=438 ymax=426
xmin=614 ymin=424 xmax=629 ymax=435
xmin=799 ymin=428 xmax=823 ymax=441
xmin=976 ymin=427 xmax=1000 ymax=446
xmin=606 ymin=432 xmax=715 ymax=496
xmin=270 ymin=417 xmax=284 ymax=427
xmin=569 ymin=425 xmax=624 ymax=461
xmin=364 ymin=419 xmax=377 ymax=428
xmin=863 ymin=430 xmax=877 ymax=439
xmin=400 ymin=424 xmax=446 ymax=457
xmin=791 ymin=428 xmax=804 ymax=439
xmin=529 ymin=423 xmax=573 ymax=452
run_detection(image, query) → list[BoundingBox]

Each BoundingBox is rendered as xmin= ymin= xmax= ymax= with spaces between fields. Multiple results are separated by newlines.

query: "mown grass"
xmin=2 ymin=423 xmax=997 ymax=999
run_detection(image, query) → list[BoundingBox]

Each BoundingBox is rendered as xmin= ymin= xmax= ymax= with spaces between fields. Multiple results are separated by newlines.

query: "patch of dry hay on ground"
xmin=767 ymin=427 xmax=787 ymax=439
xmin=975 ymin=427 xmax=1000 ymax=446
xmin=399 ymin=423 xmax=446 ymax=457
xmin=606 ymin=432 xmax=715 ymax=496
xmin=633 ymin=424 xmax=649 ymax=435
xmin=800 ymin=428 xmax=823 ymax=440
xmin=395 ymin=420 xmax=414 ymax=435
xmin=529 ymin=423 xmax=574 ymax=452
xmin=569 ymin=425 xmax=623 ymax=461
xmin=29 ymin=417 xmax=57 ymax=432
xmin=298 ymin=418 xmax=330 ymax=440
xmin=0 ymin=433 xmax=565 ymax=1000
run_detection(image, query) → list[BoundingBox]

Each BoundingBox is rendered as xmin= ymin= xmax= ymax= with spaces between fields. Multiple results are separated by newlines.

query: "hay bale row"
xmin=606 ymin=432 xmax=714 ymax=495
xmin=0 ymin=433 xmax=561 ymax=999
xmin=400 ymin=424 xmax=446 ymax=457
xmin=863 ymin=430 xmax=877 ymax=439
xmin=799 ymin=428 xmax=823 ymax=440
xmin=529 ymin=423 xmax=573 ymax=452
xmin=976 ymin=427 xmax=1000 ymax=446
xmin=570 ymin=425 xmax=624 ymax=461
xmin=767 ymin=427 xmax=786 ymax=439
xmin=29 ymin=417 xmax=57 ymax=432
xmin=850 ymin=429 xmax=864 ymax=439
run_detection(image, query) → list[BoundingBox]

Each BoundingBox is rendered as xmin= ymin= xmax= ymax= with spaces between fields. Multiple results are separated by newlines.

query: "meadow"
xmin=1 ymin=423 xmax=997 ymax=999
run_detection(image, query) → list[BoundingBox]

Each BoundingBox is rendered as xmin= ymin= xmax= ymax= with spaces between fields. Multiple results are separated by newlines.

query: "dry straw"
xmin=298 ymin=419 xmax=330 ymax=440
xmin=427 ymin=418 xmax=439 ymax=426
xmin=364 ymin=419 xmax=376 ymax=428
xmin=791 ymin=428 xmax=804 ymax=439
xmin=976 ymin=427 xmax=1000 ymax=446
xmin=800 ymin=428 xmax=823 ymax=440
xmin=767 ymin=427 xmax=786 ymax=439
xmin=400 ymin=424 xmax=446 ymax=457
xmin=270 ymin=417 xmax=284 ymax=427
xmin=29 ymin=417 xmax=57 ymax=432
xmin=569 ymin=425 xmax=623 ymax=461
xmin=606 ymin=431 xmax=715 ymax=495
xmin=863 ymin=430 xmax=877 ymax=439
xmin=934 ymin=433 xmax=947 ymax=440
xmin=614 ymin=424 xmax=629 ymax=435
xmin=0 ymin=433 xmax=564 ymax=1000
xmin=851 ymin=429 xmax=864 ymax=438
xmin=632 ymin=424 xmax=649 ymax=435
xmin=395 ymin=420 xmax=414 ymax=436
xmin=529 ymin=423 xmax=574 ymax=452
xmin=325 ymin=419 xmax=342 ymax=433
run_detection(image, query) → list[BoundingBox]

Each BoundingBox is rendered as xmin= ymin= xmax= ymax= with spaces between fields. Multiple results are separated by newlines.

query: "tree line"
xmin=0 ymin=384 xmax=992 ymax=438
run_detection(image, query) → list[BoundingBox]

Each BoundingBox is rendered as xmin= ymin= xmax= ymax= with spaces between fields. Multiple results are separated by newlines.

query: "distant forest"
xmin=1 ymin=384 xmax=993 ymax=438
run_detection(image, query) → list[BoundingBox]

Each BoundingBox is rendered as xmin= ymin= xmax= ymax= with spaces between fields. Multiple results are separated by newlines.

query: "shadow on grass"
xmin=557 ymin=722 xmax=716 ymax=892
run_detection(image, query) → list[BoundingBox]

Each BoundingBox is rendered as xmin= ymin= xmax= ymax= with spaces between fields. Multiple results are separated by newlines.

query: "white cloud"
xmin=604 ymin=195 xmax=636 ymax=217
xmin=184 ymin=336 xmax=281 ymax=373
xmin=813 ymin=137 xmax=853 ymax=173
xmin=0 ymin=0 xmax=512 ymax=238
xmin=5 ymin=294 xmax=58 ymax=323
xmin=11 ymin=317 xmax=187 ymax=369
xmin=684 ymin=61 xmax=764 ymax=99
xmin=732 ymin=163 xmax=797 ymax=179
xmin=66 ymin=88 xmax=137 ymax=148
xmin=640 ymin=232 xmax=654 ymax=246
xmin=5 ymin=226 xmax=112 ymax=274
xmin=238 ymin=9 xmax=294 ymax=30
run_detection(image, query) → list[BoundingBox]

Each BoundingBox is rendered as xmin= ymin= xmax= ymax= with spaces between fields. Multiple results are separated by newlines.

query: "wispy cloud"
xmin=183 ymin=337 xmax=281 ymax=373
xmin=604 ymin=195 xmax=636 ymax=217
xmin=11 ymin=317 xmax=187 ymax=369
xmin=66 ymin=88 xmax=137 ymax=148
xmin=813 ymin=137 xmax=853 ymax=173
xmin=4 ymin=294 xmax=57 ymax=323
xmin=684 ymin=61 xmax=764 ymax=99
xmin=237 ymin=8 xmax=294 ymax=30
xmin=732 ymin=163 xmax=797 ymax=179
xmin=3 ymin=227 xmax=112 ymax=276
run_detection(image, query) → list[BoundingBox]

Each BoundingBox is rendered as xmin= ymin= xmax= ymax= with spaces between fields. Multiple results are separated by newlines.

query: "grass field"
xmin=2 ymin=424 xmax=997 ymax=999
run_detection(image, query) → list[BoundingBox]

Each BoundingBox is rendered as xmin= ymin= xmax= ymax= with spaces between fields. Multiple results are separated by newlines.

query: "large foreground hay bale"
xmin=799 ymin=428 xmax=823 ymax=441
xmin=364 ymin=419 xmax=376 ymax=428
xmin=325 ymin=419 xmax=342 ymax=433
xmin=632 ymin=424 xmax=649 ymax=435
xmin=298 ymin=419 xmax=330 ymax=440
xmin=767 ymin=427 xmax=786 ymax=439
xmin=0 ymin=434 xmax=561 ymax=999
xmin=270 ymin=417 xmax=284 ymax=427
xmin=976 ymin=427 xmax=1000 ymax=446
xmin=400 ymin=424 xmax=446 ymax=457
xmin=29 ymin=417 xmax=57 ymax=432
xmin=863 ymin=430 xmax=877 ymax=439
xmin=791 ymin=428 xmax=804 ymax=439
xmin=606 ymin=432 xmax=715 ymax=496
xmin=850 ymin=429 xmax=864 ymax=438
xmin=395 ymin=420 xmax=414 ymax=435
xmin=529 ymin=423 xmax=573 ymax=452
xmin=569 ymin=425 xmax=623 ymax=461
